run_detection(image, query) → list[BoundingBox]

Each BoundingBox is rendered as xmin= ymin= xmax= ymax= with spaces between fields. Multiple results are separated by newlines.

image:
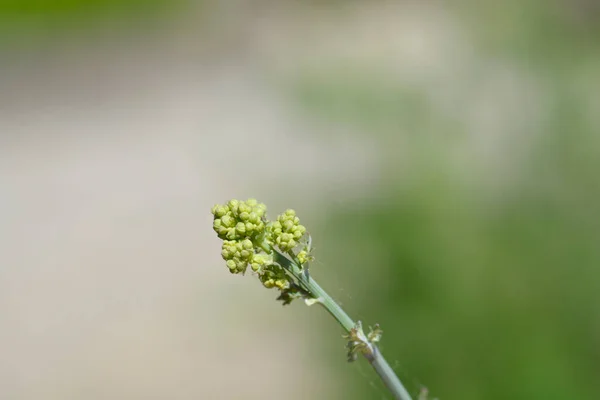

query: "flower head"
xmin=211 ymin=198 xmax=267 ymax=241
xmin=211 ymin=198 xmax=313 ymax=304
xmin=259 ymin=264 xmax=291 ymax=290
xmin=270 ymin=209 xmax=307 ymax=252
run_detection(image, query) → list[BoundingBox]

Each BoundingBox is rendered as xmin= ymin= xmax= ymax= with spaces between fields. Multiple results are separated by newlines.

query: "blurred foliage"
xmin=286 ymin=1 xmax=600 ymax=399
xmin=0 ymin=0 xmax=186 ymax=44
xmin=0 ymin=0 xmax=176 ymax=16
xmin=458 ymin=0 xmax=600 ymax=64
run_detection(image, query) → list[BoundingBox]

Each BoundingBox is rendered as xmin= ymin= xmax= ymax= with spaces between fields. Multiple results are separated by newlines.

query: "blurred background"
xmin=1 ymin=1 xmax=599 ymax=399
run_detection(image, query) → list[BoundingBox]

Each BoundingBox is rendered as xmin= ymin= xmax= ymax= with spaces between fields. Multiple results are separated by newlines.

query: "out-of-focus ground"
xmin=1 ymin=1 xmax=599 ymax=399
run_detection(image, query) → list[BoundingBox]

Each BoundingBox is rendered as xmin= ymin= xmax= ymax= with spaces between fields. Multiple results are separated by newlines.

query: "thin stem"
xmin=272 ymin=249 xmax=413 ymax=400
xmin=371 ymin=346 xmax=414 ymax=400
xmin=300 ymin=271 xmax=355 ymax=331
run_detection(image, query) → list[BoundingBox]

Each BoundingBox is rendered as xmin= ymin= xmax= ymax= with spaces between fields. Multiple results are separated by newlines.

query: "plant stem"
xmin=272 ymin=249 xmax=413 ymax=400
xmin=370 ymin=345 xmax=414 ymax=400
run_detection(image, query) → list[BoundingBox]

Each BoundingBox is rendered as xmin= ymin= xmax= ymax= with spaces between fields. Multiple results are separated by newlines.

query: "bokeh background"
xmin=1 ymin=1 xmax=599 ymax=399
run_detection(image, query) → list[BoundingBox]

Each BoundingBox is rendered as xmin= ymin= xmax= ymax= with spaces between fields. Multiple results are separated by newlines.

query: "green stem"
xmin=370 ymin=346 xmax=414 ymax=400
xmin=272 ymin=249 xmax=413 ymax=400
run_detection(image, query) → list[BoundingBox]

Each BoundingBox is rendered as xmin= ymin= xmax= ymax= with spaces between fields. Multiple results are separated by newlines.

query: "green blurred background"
xmin=1 ymin=1 xmax=599 ymax=399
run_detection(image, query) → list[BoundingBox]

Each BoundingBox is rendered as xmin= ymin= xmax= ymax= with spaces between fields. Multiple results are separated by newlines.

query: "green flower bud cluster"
xmin=212 ymin=199 xmax=267 ymax=241
xmin=212 ymin=199 xmax=311 ymax=302
xmin=212 ymin=199 xmax=270 ymax=275
xmin=220 ymin=239 xmax=253 ymax=274
xmin=296 ymin=248 xmax=314 ymax=266
xmin=250 ymin=253 xmax=273 ymax=273
xmin=270 ymin=209 xmax=306 ymax=252
xmin=259 ymin=264 xmax=291 ymax=290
